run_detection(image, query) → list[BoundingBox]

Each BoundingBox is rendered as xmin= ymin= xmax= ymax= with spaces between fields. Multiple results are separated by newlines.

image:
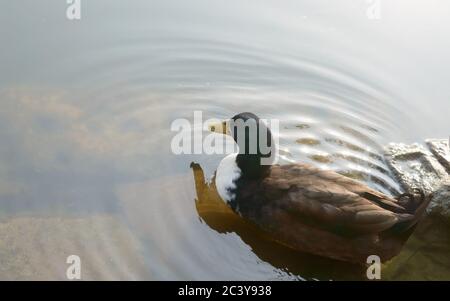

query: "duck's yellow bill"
xmin=208 ymin=120 xmax=230 ymax=136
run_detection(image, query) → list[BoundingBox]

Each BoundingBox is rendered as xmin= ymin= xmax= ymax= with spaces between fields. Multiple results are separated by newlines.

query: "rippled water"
xmin=1 ymin=1 xmax=450 ymax=280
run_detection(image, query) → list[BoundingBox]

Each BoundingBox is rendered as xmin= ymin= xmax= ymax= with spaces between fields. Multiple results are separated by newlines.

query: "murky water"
xmin=1 ymin=1 xmax=449 ymax=280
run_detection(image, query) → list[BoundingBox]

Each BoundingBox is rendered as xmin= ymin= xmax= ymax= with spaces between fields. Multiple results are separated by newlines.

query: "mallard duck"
xmin=207 ymin=112 xmax=431 ymax=264
xmin=190 ymin=162 xmax=366 ymax=279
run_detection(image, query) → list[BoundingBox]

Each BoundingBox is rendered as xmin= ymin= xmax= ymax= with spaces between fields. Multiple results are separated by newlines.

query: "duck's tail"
xmin=393 ymin=188 xmax=432 ymax=233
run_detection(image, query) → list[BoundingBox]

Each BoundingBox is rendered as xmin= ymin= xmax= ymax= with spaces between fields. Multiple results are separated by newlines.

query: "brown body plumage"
xmin=232 ymin=163 xmax=430 ymax=264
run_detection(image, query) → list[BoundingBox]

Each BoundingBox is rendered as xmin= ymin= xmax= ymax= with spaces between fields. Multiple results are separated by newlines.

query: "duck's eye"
xmin=211 ymin=126 xmax=215 ymax=132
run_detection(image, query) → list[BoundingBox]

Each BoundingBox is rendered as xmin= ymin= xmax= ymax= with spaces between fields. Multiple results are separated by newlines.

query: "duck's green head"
xmin=209 ymin=112 xmax=275 ymax=178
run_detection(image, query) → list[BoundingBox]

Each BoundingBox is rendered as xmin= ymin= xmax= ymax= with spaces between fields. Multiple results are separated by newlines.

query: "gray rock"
xmin=384 ymin=142 xmax=447 ymax=195
xmin=383 ymin=141 xmax=450 ymax=221
xmin=429 ymin=180 xmax=450 ymax=219
xmin=426 ymin=139 xmax=450 ymax=174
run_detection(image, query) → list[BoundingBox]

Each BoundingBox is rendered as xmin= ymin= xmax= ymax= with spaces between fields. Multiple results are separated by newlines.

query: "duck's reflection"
xmin=190 ymin=162 xmax=365 ymax=280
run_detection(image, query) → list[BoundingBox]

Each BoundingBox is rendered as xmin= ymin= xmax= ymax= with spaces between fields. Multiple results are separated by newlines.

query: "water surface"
xmin=1 ymin=0 xmax=450 ymax=280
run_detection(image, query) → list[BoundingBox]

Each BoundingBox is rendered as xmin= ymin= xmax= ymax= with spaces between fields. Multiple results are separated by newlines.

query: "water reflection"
xmin=383 ymin=215 xmax=450 ymax=280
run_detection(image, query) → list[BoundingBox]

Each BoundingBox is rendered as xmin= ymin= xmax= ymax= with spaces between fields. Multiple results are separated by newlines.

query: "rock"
xmin=428 ymin=180 xmax=450 ymax=219
xmin=383 ymin=142 xmax=447 ymax=195
xmin=384 ymin=141 xmax=450 ymax=221
xmin=426 ymin=139 xmax=450 ymax=174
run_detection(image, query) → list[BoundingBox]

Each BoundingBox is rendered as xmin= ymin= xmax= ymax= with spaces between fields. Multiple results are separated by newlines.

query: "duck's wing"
xmin=261 ymin=164 xmax=413 ymax=235
xmin=292 ymin=164 xmax=407 ymax=213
